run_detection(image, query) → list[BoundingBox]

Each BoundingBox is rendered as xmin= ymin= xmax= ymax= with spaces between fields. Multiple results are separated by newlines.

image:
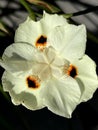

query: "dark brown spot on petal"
xmin=67 ymin=64 xmax=78 ymax=78
xmin=35 ymin=35 xmax=47 ymax=50
xmin=26 ymin=76 xmax=40 ymax=89
xmin=37 ymin=35 xmax=47 ymax=43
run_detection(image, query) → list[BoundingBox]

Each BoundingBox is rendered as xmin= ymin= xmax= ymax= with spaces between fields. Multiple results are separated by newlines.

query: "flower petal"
xmin=15 ymin=17 xmax=46 ymax=47
xmin=2 ymin=42 xmax=46 ymax=61
xmin=41 ymin=76 xmax=81 ymax=118
xmin=0 ymin=43 xmax=48 ymax=73
xmin=2 ymin=71 xmax=45 ymax=110
xmin=74 ymin=55 xmax=98 ymax=102
xmin=40 ymin=11 xmax=68 ymax=34
xmin=48 ymin=24 xmax=86 ymax=62
xmin=2 ymin=71 xmax=13 ymax=92
xmin=14 ymin=12 xmax=68 ymax=48
xmin=2 ymin=71 xmax=30 ymax=94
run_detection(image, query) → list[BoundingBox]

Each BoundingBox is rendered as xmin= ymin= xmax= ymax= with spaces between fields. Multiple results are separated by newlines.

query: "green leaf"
xmin=0 ymin=22 xmax=9 ymax=36
xmin=20 ymin=0 xmax=36 ymax=20
xmin=27 ymin=0 xmax=61 ymax=13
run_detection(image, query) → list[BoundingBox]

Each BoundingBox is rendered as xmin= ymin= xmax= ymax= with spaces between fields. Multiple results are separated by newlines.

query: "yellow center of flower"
xmin=35 ymin=35 xmax=47 ymax=50
xmin=26 ymin=75 xmax=40 ymax=89
xmin=67 ymin=64 xmax=78 ymax=78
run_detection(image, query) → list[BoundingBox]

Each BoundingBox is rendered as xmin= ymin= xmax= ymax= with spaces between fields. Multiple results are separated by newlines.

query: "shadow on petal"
xmin=76 ymin=78 xmax=85 ymax=101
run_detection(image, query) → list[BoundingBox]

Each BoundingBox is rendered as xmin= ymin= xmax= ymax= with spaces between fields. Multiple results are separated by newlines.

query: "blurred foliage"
xmin=26 ymin=0 xmax=61 ymax=13
xmin=0 ymin=22 xmax=9 ymax=36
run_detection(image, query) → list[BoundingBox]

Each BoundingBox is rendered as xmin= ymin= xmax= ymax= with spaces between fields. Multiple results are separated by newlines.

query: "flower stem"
xmin=0 ymin=84 xmax=10 ymax=103
xmin=72 ymin=6 xmax=98 ymax=17
xmin=63 ymin=6 xmax=98 ymax=18
xmin=20 ymin=0 xmax=36 ymax=20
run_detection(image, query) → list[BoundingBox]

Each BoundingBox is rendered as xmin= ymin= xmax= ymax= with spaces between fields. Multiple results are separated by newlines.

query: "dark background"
xmin=0 ymin=0 xmax=98 ymax=130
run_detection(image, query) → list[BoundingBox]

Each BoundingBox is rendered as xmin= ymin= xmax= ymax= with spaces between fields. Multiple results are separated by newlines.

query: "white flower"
xmin=0 ymin=43 xmax=80 ymax=117
xmin=14 ymin=11 xmax=68 ymax=50
xmin=1 ymin=43 xmax=98 ymax=118
xmin=0 ymin=12 xmax=98 ymax=118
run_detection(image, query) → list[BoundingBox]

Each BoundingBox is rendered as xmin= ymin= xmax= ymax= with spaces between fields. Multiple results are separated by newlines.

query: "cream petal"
xmin=0 ymin=59 xmax=33 ymax=73
xmin=41 ymin=76 xmax=81 ymax=118
xmin=2 ymin=71 xmax=45 ymax=110
xmin=2 ymin=71 xmax=13 ymax=92
xmin=48 ymin=24 xmax=86 ymax=62
xmin=12 ymin=91 xmax=38 ymax=109
xmin=2 ymin=71 xmax=28 ymax=94
xmin=2 ymin=42 xmax=44 ymax=61
xmin=74 ymin=55 xmax=98 ymax=102
xmin=0 ymin=43 xmax=48 ymax=73
xmin=15 ymin=12 xmax=68 ymax=47
xmin=12 ymin=91 xmax=44 ymax=110
xmin=15 ymin=18 xmax=45 ymax=46
xmin=40 ymin=11 xmax=68 ymax=34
